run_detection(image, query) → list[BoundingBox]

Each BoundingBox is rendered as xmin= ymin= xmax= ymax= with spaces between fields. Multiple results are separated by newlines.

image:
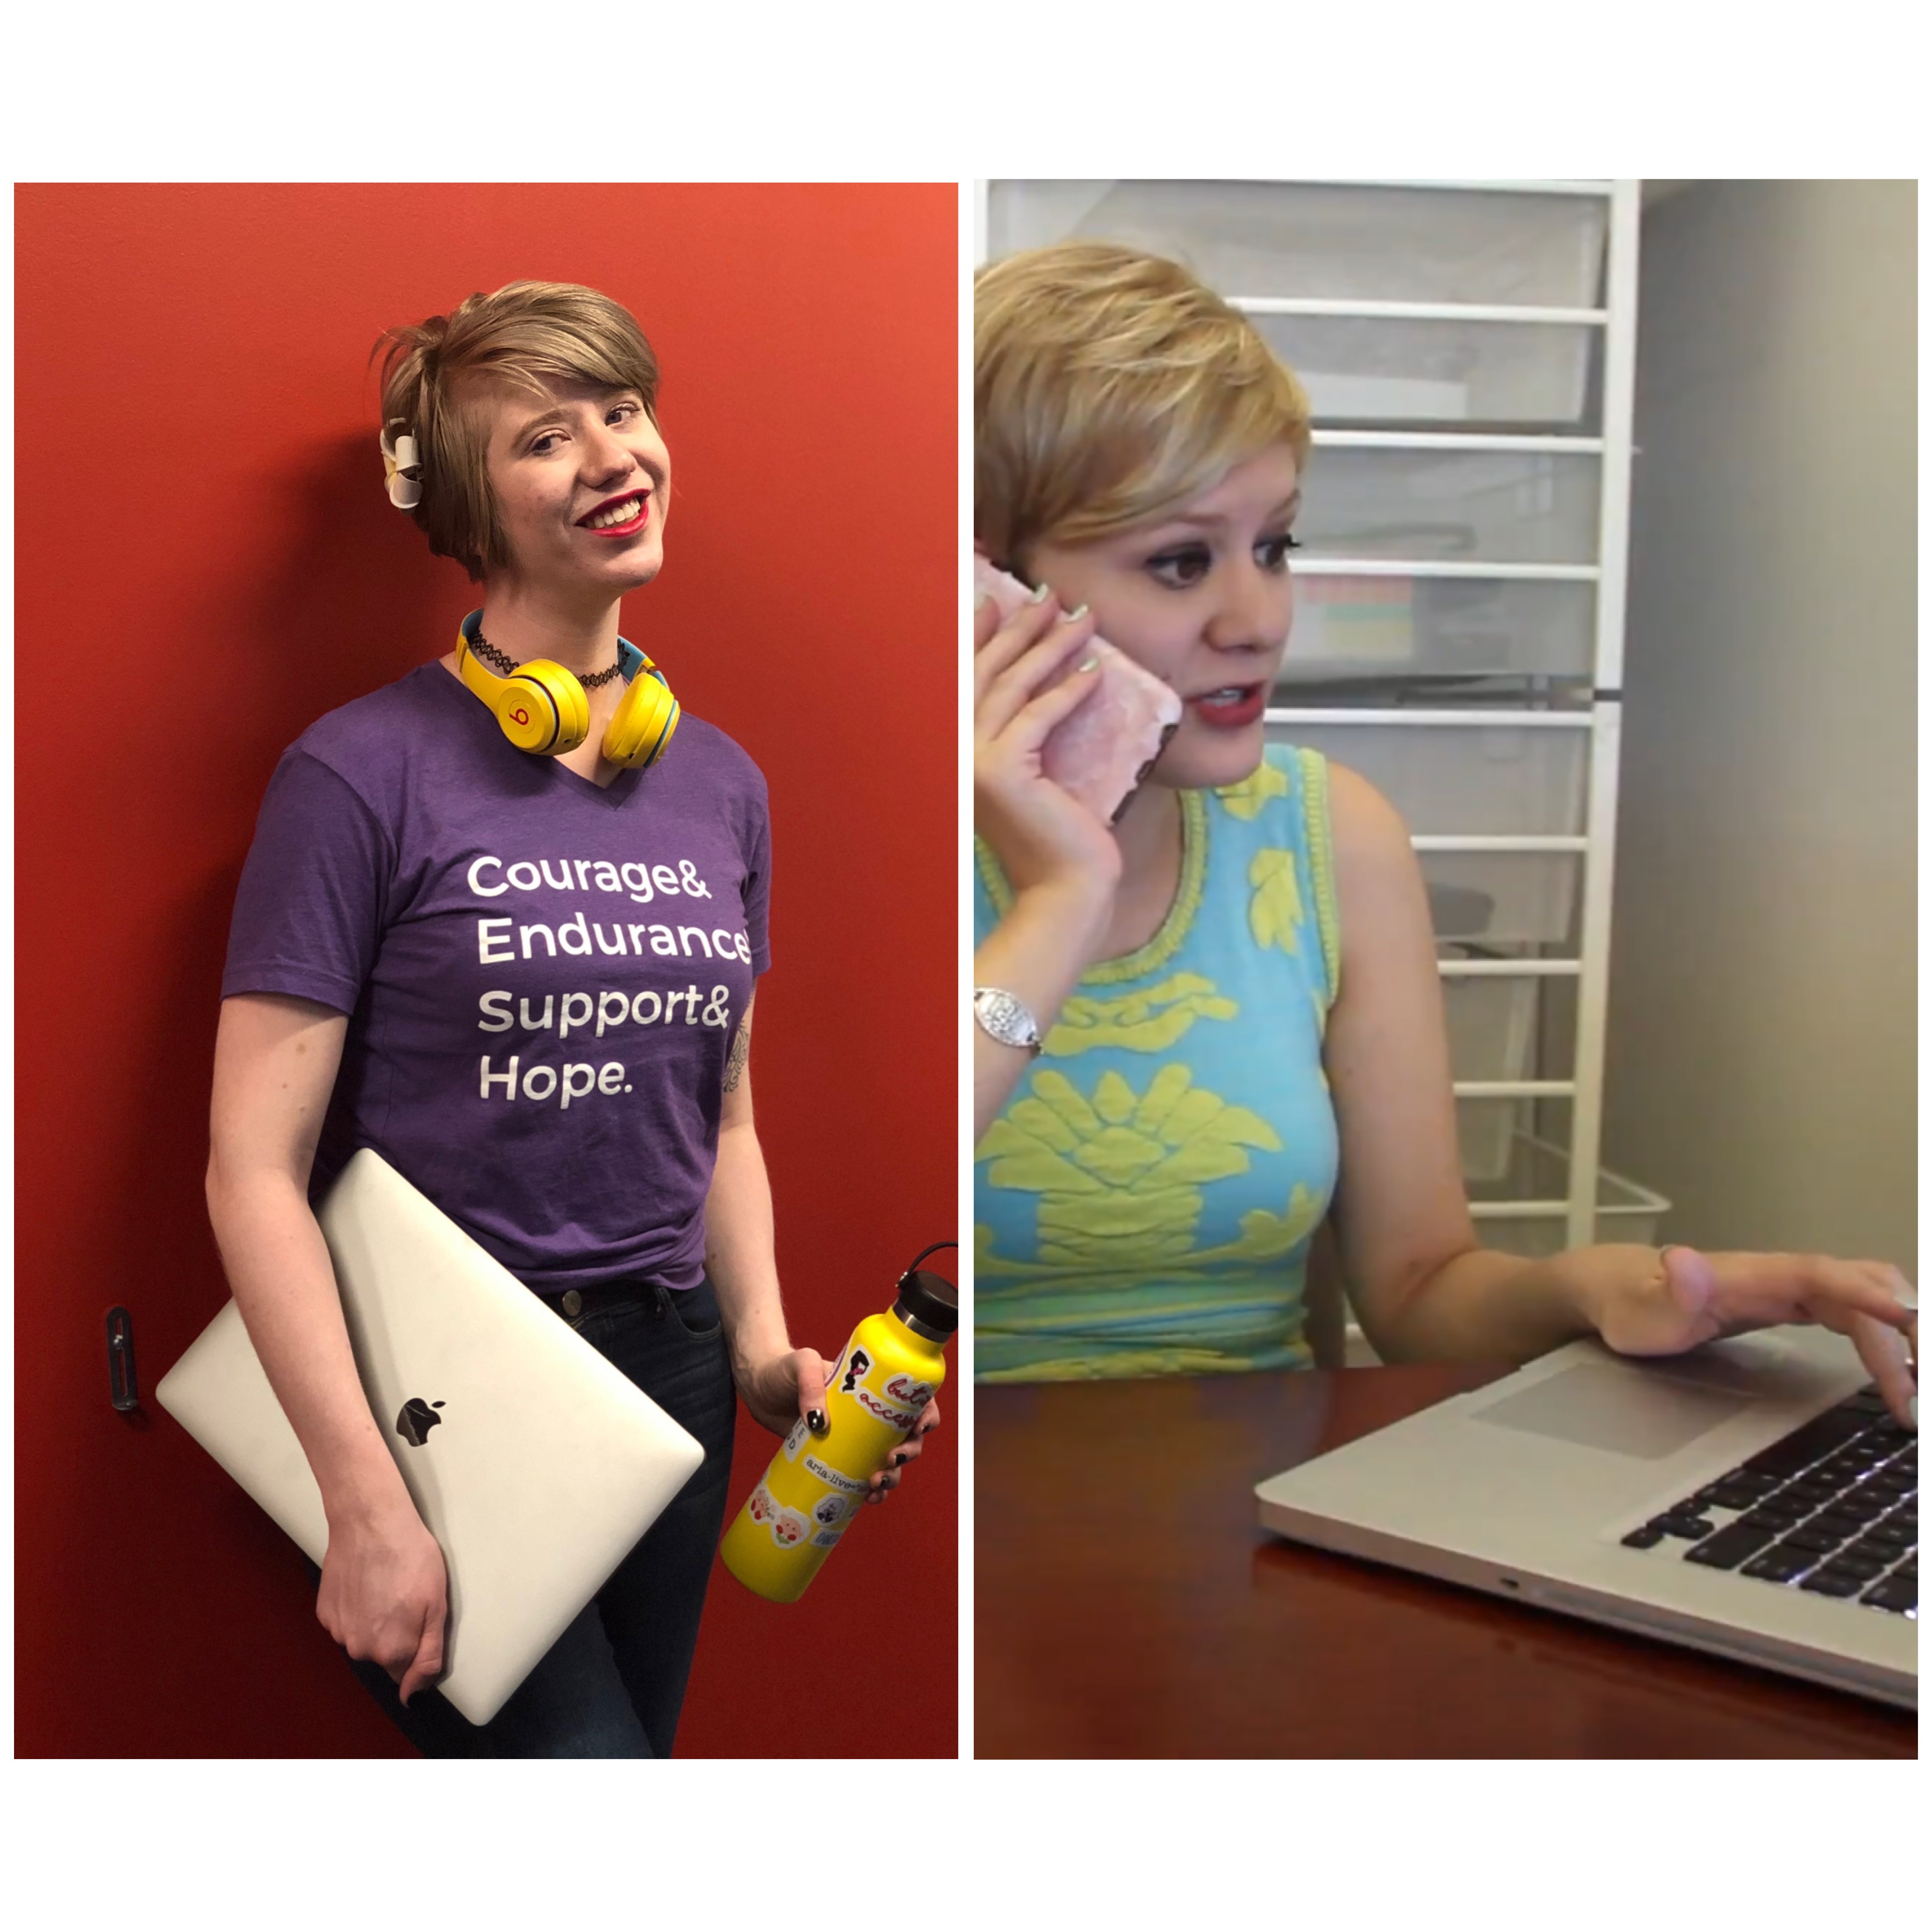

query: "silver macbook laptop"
xmin=157 ymin=1148 xmax=704 ymax=1726
xmin=1255 ymin=1327 xmax=1916 ymax=1708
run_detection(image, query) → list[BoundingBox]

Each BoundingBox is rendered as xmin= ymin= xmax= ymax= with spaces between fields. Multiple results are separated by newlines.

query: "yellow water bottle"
xmin=720 ymin=1246 xmax=956 ymax=1603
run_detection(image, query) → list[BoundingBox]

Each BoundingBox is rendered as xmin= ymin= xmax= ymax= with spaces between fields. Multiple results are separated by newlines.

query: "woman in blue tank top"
xmin=972 ymin=243 xmax=1917 ymax=1412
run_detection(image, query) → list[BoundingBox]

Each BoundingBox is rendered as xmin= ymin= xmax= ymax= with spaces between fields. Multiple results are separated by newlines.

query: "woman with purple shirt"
xmin=206 ymin=281 xmax=938 ymax=1757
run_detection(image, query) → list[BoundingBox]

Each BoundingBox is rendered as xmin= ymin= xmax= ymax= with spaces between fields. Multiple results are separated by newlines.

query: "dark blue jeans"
xmin=308 ymin=1275 xmax=737 ymax=1757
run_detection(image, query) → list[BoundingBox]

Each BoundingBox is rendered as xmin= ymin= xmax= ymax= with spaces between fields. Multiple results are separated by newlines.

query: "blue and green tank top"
xmin=974 ymin=745 xmax=1342 ymax=1382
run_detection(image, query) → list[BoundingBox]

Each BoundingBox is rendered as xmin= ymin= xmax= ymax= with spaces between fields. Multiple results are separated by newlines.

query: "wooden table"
xmin=975 ymin=1364 xmax=1918 ymax=1757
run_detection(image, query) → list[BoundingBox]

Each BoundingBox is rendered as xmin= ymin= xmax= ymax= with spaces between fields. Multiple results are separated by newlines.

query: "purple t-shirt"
xmin=222 ymin=662 xmax=770 ymax=1293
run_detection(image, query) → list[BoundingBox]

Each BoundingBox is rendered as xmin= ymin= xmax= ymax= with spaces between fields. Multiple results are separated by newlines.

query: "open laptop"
xmin=1255 ymin=1327 xmax=1916 ymax=1708
xmin=156 ymin=1149 xmax=704 ymax=1726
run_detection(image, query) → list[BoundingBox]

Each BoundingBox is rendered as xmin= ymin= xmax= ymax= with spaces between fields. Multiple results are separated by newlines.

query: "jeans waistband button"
xmin=561 ymin=1289 xmax=583 ymax=1318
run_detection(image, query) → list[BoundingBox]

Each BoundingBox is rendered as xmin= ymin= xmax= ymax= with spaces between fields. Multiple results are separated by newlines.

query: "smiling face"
xmin=1020 ymin=443 xmax=1300 ymax=791
xmin=476 ymin=374 xmax=671 ymax=600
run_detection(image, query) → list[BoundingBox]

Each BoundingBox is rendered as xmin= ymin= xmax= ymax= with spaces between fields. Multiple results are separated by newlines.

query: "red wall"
xmin=14 ymin=184 xmax=959 ymax=1758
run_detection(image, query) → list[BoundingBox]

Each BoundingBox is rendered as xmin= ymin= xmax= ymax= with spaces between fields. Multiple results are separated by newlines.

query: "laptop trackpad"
xmin=1470 ymin=1364 xmax=1754 ymax=1459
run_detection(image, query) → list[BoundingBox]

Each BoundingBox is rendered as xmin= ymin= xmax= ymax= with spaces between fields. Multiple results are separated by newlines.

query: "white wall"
xmin=1602 ymin=180 xmax=1917 ymax=1275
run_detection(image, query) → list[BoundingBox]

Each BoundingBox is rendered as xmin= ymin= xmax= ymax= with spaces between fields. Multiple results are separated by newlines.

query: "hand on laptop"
xmin=1592 ymin=1246 xmax=1918 ymax=1426
xmin=735 ymin=1346 xmax=942 ymax=1504
xmin=316 ymin=1497 xmax=450 ymax=1707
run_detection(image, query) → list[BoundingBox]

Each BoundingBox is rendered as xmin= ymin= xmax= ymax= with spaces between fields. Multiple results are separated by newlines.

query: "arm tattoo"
xmin=723 ymin=1010 xmax=753 ymax=1092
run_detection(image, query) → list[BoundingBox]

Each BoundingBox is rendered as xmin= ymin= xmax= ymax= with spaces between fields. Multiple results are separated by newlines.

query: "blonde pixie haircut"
xmin=976 ymin=243 xmax=1312 ymax=567
xmin=375 ymin=280 xmax=661 ymax=582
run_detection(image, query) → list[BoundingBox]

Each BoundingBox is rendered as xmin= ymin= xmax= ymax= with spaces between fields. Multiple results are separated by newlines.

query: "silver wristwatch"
xmin=972 ymin=986 xmax=1044 ymax=1056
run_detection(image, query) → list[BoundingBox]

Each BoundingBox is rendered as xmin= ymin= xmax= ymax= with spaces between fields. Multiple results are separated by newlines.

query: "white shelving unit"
xmin=978 ymin=179 xmax=1670 ymax=1262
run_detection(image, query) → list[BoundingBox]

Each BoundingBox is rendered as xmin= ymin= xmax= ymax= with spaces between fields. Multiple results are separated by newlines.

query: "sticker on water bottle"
xmin=883 ymin=1373 xmax=935 ymax=1409
xmin=810 ymin=1525 xmax=846 ymax=1548
xmin=769 ymin=1507 xmax=810 ymax=1549
xmin=747 ymin=1483 xmax=777 ymax=1526
xmin=781 ymin=1416 xmax=809 ymax=1463
xmin=805 ymin=1454 xmax=867 ymax=1495
xmin=853 ymin=1387 xmax=919 ymax=1430
xmin=811 ymin=1492 xmax=850 ymax=1529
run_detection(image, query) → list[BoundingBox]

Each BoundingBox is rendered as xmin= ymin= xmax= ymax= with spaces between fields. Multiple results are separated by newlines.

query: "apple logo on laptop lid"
xmin=396 ymin=1398 xmax=446 ymax=1448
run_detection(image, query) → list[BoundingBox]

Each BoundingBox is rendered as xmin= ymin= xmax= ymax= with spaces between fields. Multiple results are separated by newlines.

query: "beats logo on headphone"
xmin=454 ymin=609 xmax=680 ymax=769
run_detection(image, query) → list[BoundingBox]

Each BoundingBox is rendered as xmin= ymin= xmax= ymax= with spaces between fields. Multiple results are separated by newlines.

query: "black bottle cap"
xmin=893 ymin=1269 xmax=957 ymax=1338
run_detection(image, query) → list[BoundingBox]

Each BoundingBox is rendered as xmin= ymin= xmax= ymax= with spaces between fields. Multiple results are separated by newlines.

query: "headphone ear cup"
xmin=495 ymin=661 xmax=590 ymax=755
xmin=603 ymin=669 xmax=681 ymax=769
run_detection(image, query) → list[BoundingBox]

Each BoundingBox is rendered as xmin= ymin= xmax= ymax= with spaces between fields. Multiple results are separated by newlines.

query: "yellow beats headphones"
xmin=455 ymin=610 xmax=681 ymax=770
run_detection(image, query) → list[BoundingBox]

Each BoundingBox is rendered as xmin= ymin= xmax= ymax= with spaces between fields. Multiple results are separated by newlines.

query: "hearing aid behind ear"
xmin=380 ymin=420 xmax=423 ymax=510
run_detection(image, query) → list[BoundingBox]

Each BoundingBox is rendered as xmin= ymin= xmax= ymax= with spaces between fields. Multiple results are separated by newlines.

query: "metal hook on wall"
xmin=107 ymin=1307 xmax=140 ymax=1413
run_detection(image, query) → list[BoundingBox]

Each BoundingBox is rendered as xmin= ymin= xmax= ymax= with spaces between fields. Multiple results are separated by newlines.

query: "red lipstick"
xmin=1188 ymin=684 xmax=1267 ymax=730
xmin=578 ymin=490 xmax=651 ymax=539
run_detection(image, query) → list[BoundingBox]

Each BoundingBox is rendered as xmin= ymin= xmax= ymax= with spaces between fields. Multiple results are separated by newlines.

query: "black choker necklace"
xmin=470 ymin=627 xmax=625 ymax=689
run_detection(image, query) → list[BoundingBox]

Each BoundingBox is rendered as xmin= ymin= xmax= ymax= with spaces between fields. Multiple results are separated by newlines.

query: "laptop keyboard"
xmin=1619 ymin=1385 xmax=1916 ymax=1617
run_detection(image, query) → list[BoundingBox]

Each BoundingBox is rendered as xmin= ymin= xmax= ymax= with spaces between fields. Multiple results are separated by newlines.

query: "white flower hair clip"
xmin=380 ymin=419 xmax=423 ymax=510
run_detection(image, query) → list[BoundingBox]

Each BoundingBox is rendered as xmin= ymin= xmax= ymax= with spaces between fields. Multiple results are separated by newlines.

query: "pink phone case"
xmin=974 ymin=557 xmax=1182 ymax=824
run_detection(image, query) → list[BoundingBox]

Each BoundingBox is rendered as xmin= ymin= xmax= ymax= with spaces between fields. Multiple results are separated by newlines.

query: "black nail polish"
xmin=807 ymin=1409 xmax=827 ymax=1435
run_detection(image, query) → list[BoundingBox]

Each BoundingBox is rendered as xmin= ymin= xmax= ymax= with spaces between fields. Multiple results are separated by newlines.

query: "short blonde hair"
xmin=375 ymin=281 xmax=661 ymax=581
xmin=975 ymin=243 xmax=1312 ymax=565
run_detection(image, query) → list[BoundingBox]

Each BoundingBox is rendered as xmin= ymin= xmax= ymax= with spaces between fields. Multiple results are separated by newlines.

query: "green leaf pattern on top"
xmin=977 ymin=1065 xmax=1319 ymax=1279
xmin=1247 ymin=847 xmax=1305 ymax=955
xmin=1214 ymin=759 xmax=1290 ymax=820
xmin=1045 ymin=972 xmax=1238 ymax=1057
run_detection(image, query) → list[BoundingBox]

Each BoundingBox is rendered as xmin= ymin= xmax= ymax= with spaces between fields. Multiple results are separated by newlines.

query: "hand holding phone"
xmin=973 ymin=557 xmax=1181 ymax=825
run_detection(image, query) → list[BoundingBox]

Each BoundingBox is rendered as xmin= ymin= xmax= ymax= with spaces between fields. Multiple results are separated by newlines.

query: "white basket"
xmin=1270 ymin=720 xmax=1587 ymax=837
xmin=1298 ymin=445 xmax=1602 ymax=567
xmin=1469 ymin=1135 xmax=1672 ymax=1257
xmin=985 ymin=180 xmax=1608 ymax=309
xmin=1456 ymin=1094 xmax=1529 ymax=1185
xmin=1445 ymin=981 xmax=1542 ymax=1182
xmin=1280 ymin=573 xmax=1596 ymax=681
xmin=1255 ymin=313 xmax=1600 ymax=429
xmin=1425 ymin=851 xmax=1579 ymax=948
xmin=984 ymin=180 xmax=1609 ymax=430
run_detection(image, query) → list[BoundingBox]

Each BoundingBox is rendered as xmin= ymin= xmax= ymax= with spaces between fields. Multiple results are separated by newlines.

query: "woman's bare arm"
xmin=1319 ymin=767 xmax=1917 ymax=1419
xmin=704 ymin=995 xmax=795 ymax=1416
xmin=208 ymin=994 xmax=403 ymax=1513
xmin=705 ymin=995 xmax=937 ymax=1494
xmin=206 ymin=991 xmax=447 ymax=1702
xmin=1316 ymin=765 xmax=1588 ymax=1364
